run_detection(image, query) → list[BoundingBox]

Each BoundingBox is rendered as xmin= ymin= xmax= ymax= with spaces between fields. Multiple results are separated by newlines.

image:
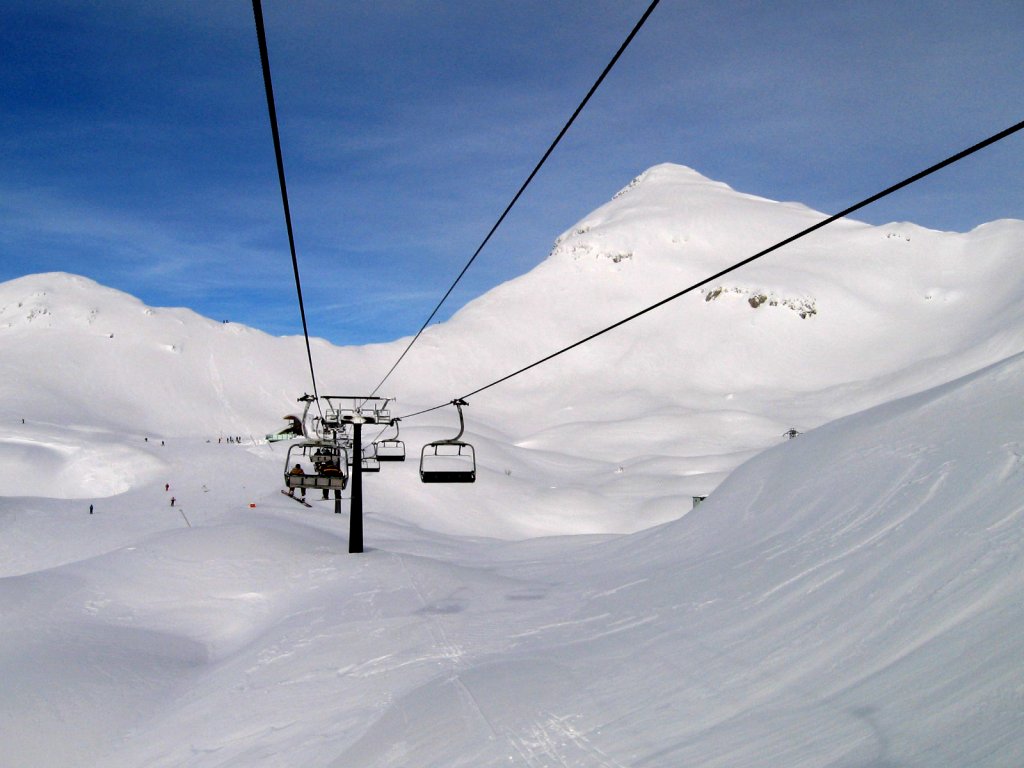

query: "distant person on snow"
xmin=288 ymin=463 xmax=306 ymax=498
xmin=170 ymin=496 xmax=176 ymax=507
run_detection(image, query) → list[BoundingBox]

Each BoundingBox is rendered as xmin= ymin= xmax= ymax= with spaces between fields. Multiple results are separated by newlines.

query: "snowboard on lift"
xmin=281 ymin=489 xmax=312 ymax=508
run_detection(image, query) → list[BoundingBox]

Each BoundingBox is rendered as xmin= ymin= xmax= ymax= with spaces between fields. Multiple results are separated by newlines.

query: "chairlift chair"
xmin=359 ymin=442 xmax=381 ymax=473
xmin=420 ymin=400 xmax=476 ymax=483
xmin=374 ymin=419 xmax=406 ymax=462
xmin=284 ymin=441 xmax=350 ymax=492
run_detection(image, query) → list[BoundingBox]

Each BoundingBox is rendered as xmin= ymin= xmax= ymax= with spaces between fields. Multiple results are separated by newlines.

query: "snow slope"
xmin=3 ymin=164 xmax=1022 ymax=529
xmin=2 ymin=350 xmax=1022 ymax=767
xmin=1 ymin=164 xmax=1023 ymax=765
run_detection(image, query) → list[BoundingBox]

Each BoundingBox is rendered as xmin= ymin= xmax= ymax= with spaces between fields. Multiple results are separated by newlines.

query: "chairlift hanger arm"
xmin=452 ymin=399 xmax=467 ymax=443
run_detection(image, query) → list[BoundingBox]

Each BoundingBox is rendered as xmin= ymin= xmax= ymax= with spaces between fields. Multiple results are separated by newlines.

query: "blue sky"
xmin=2 ymin=1 xmax=1022 ymax=345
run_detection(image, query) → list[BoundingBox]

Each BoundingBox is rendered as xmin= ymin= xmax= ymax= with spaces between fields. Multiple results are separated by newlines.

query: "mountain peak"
xmin=614 ymin=163 xmax=722 ymax=190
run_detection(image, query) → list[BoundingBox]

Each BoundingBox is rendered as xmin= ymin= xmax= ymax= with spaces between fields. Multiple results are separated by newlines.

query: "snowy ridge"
xmin=2 ymin=164 xmax=1024 ymax=765
xmin=418 ymin=165 xmax=1024 ymax=417
xmin=0 ymin=273 xmax=321 ymax=437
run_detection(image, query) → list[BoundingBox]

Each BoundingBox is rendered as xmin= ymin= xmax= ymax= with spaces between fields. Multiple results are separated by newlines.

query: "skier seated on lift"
xmin=288 ymin=463 xmax=306 ymax=498
xmin=320 ymin=460 xmax=342 ymax=499
xmin=313 ymin=449 xmax=332 ymax=472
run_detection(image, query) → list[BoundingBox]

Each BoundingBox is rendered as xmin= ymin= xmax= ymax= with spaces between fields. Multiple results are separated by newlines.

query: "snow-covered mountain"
xmin=1 ymin=164 xmax=1023 ymax=766
xmin=429 ymin=164 xmax=1024 ymax=422
xmin=6 ymin=165 xmax=1024 ymax=437
xmin=3 ymin=164 xmax=1022 ymax=522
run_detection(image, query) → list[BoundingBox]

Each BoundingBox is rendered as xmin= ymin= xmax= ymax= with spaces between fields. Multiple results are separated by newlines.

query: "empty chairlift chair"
xmin=361 ymin=444 xmax=381 ymax=473
xmin=420 ymin=399 xmax=476 ymax=483
xmin=374 ymin=419 xmax=406 ymax=462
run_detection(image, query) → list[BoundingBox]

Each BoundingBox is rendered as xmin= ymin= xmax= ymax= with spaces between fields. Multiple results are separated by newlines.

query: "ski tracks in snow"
xmin=206 ymin=352 xmax=244 ymax=431
xmin=506 ymin=712 xmax=629 ymax=768
xmin=392 ymin=553 xmax=499 ymax=743
xmin=392 ymin=551 xmax=642 ymax=766
xmin=391 ymin=553 xmax=622 ymax=766
xmin=394 ymin=554 xmax=466 ymax=668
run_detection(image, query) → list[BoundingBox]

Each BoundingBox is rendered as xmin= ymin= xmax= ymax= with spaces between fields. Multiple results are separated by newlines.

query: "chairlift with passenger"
xmin=283 ymin=440 xmax=350 ymax=493
xmin=420 ymin=399 xmax=476 ymax=483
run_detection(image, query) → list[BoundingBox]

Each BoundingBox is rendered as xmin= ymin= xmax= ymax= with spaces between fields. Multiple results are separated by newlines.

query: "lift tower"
xmin=320 ymin=396 xmax=393 ymax=554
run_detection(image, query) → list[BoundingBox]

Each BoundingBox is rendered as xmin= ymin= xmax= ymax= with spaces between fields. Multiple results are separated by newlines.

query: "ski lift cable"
xmin=252 ymin=0 xmax=324 ymax=416
xmin=398 ymin=117 xmax=1024 ymax=420
xmin=364 ymin=0 xmax=663 ymax=401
